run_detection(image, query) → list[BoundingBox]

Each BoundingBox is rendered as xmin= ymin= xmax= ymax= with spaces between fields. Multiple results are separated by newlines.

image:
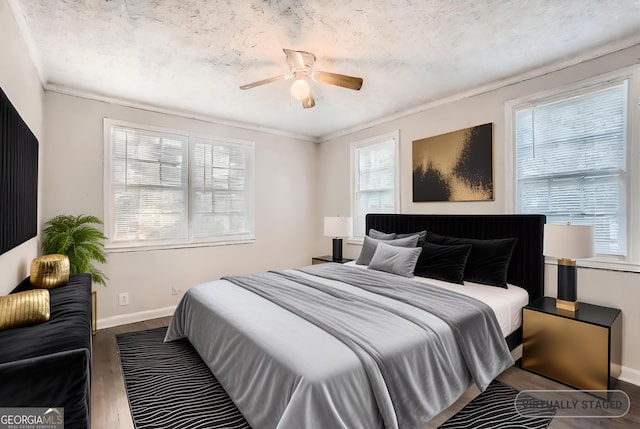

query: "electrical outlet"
xmin=171 ymin=285 xmax=182 ymax=296
xmin=119 ymin=292 xmax=129 ymax=306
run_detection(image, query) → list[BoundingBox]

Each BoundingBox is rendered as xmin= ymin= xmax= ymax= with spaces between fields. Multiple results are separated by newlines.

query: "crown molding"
xmin=9 ymin=1 xmax=318 ymax=142
xmin=44 ymin=83 xmax=319 ymax=142
xmin=319 ymin=36 xmax=640 ymax=142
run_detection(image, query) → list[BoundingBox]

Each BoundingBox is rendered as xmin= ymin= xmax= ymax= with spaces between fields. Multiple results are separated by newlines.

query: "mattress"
xmin=344 ymin=260 xmax=530 ymax=337
xmin=166 ymin=264 xmax=515 ymax=429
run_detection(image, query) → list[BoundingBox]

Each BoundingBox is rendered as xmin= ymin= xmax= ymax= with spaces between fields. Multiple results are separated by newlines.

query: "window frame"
xmin=103 ymin=118 xmax=255 ymax=252
xmin=505 ymin=67 xmax=640 ymax=271
xmin=349 ymin=130 xmax=400 ymax=242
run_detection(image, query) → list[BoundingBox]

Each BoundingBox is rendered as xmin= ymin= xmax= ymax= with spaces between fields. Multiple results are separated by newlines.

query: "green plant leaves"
xmin=42 ymin=214 xmax=108 ymax=286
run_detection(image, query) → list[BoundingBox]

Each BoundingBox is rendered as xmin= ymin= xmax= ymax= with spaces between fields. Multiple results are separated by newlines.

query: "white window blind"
xmin=110 ymin=126 xmax=188 ymax=244
xmin=352 ymin=137 xmax=398 ymax=238
xmin=190 ymin=138 xmax=253 ymax=241
xmin=107 ymin=121 xmax=254 ymax=249
xmin=515 ymin=81 xmax=628 ymax=257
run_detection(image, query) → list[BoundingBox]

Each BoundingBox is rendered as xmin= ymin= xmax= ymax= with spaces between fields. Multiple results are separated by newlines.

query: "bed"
xmin=166 ymin=213 xmax=545 ymax=429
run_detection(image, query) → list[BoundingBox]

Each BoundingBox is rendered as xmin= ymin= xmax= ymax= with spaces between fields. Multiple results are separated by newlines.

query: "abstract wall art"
xmin=412 ymin=123 xmax=493 ymax=202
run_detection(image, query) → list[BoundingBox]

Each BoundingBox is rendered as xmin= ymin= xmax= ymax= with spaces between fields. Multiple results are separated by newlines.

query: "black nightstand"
xmin=522 ymin=297 xmax=622 ymax=392
xmin=311 ymin=255 xmax=353 ymax=265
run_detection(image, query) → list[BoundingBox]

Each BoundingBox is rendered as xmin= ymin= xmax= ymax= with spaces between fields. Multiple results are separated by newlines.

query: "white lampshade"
xmin=290 ymin=79 xmax=310 ymax=101
xmin=543 ymin=223 xmax=595 ymax=260
xmin=324 ymin=216 xmax=353 ymax=238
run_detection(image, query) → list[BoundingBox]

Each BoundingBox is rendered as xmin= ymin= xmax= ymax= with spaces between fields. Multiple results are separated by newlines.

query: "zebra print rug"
xmin=117 ymin=327 xmax=251 ymax=429
xmin=438 ymin=380 xmax=555 ymax=429
xmin=118 ymin=328 xmax=552 ymax=429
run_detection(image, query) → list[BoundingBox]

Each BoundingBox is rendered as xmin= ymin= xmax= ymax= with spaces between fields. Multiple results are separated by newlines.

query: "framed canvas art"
xmin=412 ymin=123 xmax=493 ymax=202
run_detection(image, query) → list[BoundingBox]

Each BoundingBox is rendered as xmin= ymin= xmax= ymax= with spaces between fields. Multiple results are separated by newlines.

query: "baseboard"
xmin=619 ymin=366 xmax=640 ymax=387
xmin=97 ymin=305 xmax=176 ymax=330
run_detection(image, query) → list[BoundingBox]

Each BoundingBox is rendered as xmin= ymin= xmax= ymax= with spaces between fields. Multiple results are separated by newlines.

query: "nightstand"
xmin=312 ymin=255 xmax=353 ymax=265
xmin=522 ymin=297 xmax=621 ymax=392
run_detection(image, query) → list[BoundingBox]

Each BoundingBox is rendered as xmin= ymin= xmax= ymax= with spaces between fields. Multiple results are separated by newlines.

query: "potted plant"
xmin=42 ymin=214 xmax=108 ymax=286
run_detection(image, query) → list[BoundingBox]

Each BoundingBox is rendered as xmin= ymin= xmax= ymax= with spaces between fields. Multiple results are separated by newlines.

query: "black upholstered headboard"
xmin=366 ymin=214 xmax=546 ymax=303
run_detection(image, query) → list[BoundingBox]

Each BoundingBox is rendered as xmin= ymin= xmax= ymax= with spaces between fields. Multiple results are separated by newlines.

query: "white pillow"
xmin=368 ymin=241 xmax=422 ymax=278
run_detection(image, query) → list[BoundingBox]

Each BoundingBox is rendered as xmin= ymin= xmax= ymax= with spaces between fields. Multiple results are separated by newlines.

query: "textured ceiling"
xmin=12 ymin=0 xmax=640 ymax=139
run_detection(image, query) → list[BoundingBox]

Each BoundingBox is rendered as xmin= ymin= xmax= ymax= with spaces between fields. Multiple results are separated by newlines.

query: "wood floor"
xmin=92 ymin=316 xmax=172 ymax=429
xmin=92 ymin=317 xmax=640 ymax=429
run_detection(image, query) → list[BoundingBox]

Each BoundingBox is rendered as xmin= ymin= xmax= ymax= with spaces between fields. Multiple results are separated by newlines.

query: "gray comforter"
xmin=166 ymin=264 xmax=513 ymax=429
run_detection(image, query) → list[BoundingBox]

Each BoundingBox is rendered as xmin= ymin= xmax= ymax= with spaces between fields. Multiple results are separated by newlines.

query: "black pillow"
xmin=440 ymin=236 xmax=517 ymax=288
xmin=414 ymin=242 xmax=472 ymax=284
xmin=424 ymin=231 xmax=447 ymax=245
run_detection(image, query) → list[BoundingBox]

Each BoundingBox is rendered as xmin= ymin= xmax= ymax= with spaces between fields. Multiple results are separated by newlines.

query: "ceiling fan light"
xmin=290 ymin=79 xmax=310 ymax=101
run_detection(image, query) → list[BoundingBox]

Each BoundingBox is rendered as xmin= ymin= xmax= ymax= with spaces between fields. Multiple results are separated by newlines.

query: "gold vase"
xmin=30 ymin=254 xmax=70 ymax=289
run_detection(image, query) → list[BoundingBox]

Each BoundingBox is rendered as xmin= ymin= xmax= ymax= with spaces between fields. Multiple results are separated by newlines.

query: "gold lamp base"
xmin=556 ymin=298 xmax=579 ymax=313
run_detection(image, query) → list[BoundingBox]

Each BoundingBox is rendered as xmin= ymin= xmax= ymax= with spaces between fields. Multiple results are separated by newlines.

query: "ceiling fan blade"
xmin=302 ymin=90 xmax=315 ymax=109
xmin=283 ymin=48 xmax=315 ymax=71
xmin=239 ymin=73 xmax=292 ymax=90
xmin=313 ymin=71 xmax=363 ymax=91
xmin=283 ymin=49 xmax=305 ymax=70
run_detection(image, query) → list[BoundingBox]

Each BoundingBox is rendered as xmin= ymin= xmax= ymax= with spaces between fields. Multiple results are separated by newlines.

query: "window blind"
xmin=108 ymin=123 xmax=254 ymax=248
xmin=110 ymin=126 xmax=188 ymax=244
xmin=353 ymin=140 xmax=396 ymax=237
xmin=516 ymin=81 xmax=628 ymax=257
xmin=190 ymin=138 xmax=253 ymax=241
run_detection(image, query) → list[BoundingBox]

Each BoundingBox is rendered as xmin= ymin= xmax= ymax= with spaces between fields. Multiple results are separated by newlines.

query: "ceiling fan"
xmin=240 ymin=48 xmax=363 ymax=109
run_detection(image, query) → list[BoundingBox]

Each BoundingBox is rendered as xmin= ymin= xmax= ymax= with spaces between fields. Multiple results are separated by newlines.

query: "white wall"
xmin=42 ymin=92 xmax=318 ymax=327
xmin=0 ymin=1 xmax=44 ymax=294
xmin=317 ymin=44 xmax=640 ymax=383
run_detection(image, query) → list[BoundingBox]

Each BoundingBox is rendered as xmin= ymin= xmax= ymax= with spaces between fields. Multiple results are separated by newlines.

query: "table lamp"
xmin=543 ymin=222 xmax=594 ymax=313
xmin=324 ymin=216 xmax=353 ymax=261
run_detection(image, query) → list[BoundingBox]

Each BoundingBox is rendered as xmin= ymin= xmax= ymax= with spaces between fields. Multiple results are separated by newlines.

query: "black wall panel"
xmin=0 ymin=87 xmax=38 ymax=255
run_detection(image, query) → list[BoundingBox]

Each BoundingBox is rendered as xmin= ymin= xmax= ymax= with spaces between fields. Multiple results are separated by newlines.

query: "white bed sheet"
xmin=343 ymin=260 xmax=529 ymax=337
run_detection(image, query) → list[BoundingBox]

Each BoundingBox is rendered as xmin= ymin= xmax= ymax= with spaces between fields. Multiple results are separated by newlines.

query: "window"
xmin=104 ymin=119 xmax=254 ymax=249
xmin=515 ymin=81 xmax=628 ymax=259
xmin=351 ymin=131 xmax=400 ymax=238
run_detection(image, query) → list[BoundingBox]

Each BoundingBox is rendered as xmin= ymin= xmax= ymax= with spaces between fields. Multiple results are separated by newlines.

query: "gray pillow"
xmin=396 ymin=230 xmax=427 ymax=246
xmin=368 ymin=241 xmax=422 ymax=278
xmin=355 ymin=234 xmax=420 ymax=265
xmin=368 ymin=228 xmax=396 ymax=240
